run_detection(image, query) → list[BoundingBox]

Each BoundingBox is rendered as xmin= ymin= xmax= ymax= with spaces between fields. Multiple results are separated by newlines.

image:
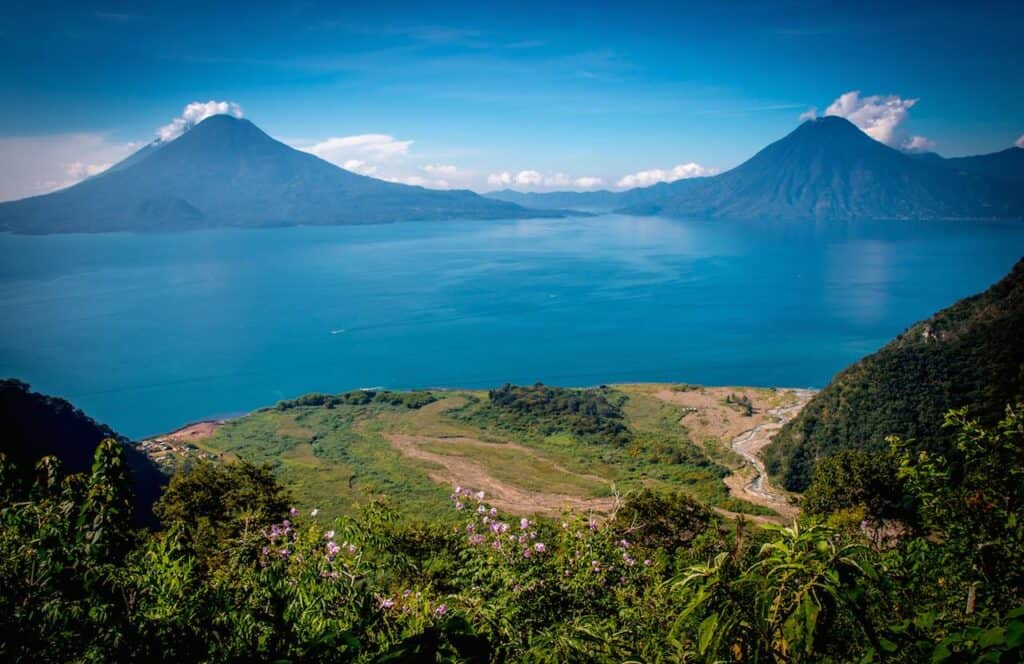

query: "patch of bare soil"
xmin=153 ymin=420 xmax=225 ymax=443
xmin=386 ymin=434 xmax=617 ymax=517
xmin=654 ymin=386 xmax=814 ymax=522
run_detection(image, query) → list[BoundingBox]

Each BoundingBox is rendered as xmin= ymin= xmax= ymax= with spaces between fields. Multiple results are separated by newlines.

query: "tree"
xmin=153 ymin=460 xmax=290 ymax=566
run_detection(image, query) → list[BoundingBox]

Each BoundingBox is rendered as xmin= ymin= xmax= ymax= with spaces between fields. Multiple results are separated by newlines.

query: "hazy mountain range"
xmin=2 ymin=114 xmax=1022 ymax=234
xmin=488 ymin=116 xmax=1024 ymax=221
xmin=0 ymin=115 xmax=559 ymax=234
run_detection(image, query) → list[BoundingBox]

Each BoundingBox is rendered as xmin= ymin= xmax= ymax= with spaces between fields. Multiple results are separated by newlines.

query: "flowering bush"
xmin=3 ymin=406 xmax=1024 ymax=663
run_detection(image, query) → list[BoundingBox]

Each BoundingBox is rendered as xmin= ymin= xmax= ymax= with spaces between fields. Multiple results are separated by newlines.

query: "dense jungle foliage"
xmin=2 ymin=403 xmax=1022 ymax=662
xmin=766 ymin=257 xmax=1024 ymax=491
xmin=452 ymin=382 xmax=633 ymax=447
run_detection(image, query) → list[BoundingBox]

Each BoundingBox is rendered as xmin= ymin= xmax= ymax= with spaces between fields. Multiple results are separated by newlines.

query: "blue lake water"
xmin=1 ymin=214 xmax=1022 ymax=439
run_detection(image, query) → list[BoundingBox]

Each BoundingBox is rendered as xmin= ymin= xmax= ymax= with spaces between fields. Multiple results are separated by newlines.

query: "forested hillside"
xmin=0 ymin=379 xmax=166 ymax=523
xmin=765 ymin=257 xmax=1024 ymax=490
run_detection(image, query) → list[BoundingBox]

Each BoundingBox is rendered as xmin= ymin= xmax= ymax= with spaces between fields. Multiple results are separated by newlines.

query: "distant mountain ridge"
xmin=487 ymin=117 xmax=1024 ymax=221
xmin=763 ymin=256 xmax=1024 ymax=491
xmin=935 ymin=147 xmax=1024 ymax=181
xmin=0 ymin=115 xmax=558 ymax=234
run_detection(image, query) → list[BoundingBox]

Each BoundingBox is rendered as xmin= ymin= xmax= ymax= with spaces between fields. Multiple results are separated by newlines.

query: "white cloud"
xmin=342 ymin=159 xmax=377 ymax=175
xmin=66 ymin=160 xmax=115 ymax=180
xmin=903 ymin=135 xmax=936 ymax=153
xmin=486 ymin=170 xmax=606 ymax=191
xmin=824 ymin=90 xmax=933 ymax=151
xmin=1016 ymin=134 xmax=1024 ymax=149
xmin=487 ymin=171 xmax=513 ymax=187
xmin=0 ymin=133 xmax=139 ymax=202
xmin=798 ymin=107 xmax=818 ymax=122
xmin=157 ymin=100 xmax=243 ymax=142
xmin=301 ymin=133 xmax=413 ymax=168
xmin=616 ymin=162 xmax=716 ymax=189
xmin=574 ymin=176 xmax=604 ymax=189
xmin=422 ymin=163 xmax=458 ymax=177
xmin=514 ymin=170 xmax=543 ymax=186
xmin=543 ymin=172 xmax=571 ymax=187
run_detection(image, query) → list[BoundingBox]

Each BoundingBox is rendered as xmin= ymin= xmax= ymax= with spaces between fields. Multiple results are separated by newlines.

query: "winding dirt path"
xmin=724 ymin=391 xmax=814 ymax=521
xmin=654 ymin=386 xmax=814 ymax=522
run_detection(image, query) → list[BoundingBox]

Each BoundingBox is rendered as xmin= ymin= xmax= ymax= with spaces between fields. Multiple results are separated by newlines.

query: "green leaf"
xmin=878 ymin=637 xmax=897 ymax=653
xmin=1005 ymin=620 xmax=1024 ymax=648
xmin=979 ymin=627 xmax=1005 ymax=649
xmin=698 ymin=613 xmax=719 ymax=654
xmin=930 ymin=642 xmax=952 ymax=663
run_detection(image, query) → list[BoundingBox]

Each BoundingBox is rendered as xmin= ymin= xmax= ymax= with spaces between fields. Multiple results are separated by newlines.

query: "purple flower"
xmin=466 ymin=523 xmax=475 ymax=532
xmin=489 ymin=507 xmax=497 ymax=517
xmin=326 ymin=541 xmax=341 ymax=559
xmin=643 ymin=559 xmax=652 ymax=566
xmin=468 ymin=534 xmax=485 ymax=545
xmin=523 ymin=549 xmax=532 ymax=558
xmin=325 ymin=530 xmax=335 ymax=540
xmin=474 ymin=490 xmax=485 ymax=500
xmin=534 ymin=542 xmax=546 ymax=553
xmin=519 ymin=517 xmax=530 ymax=531
xmin=619 ymin=539 xmax=630 ymax=548
xmin=377 ymin=596 xmax=395 ymax=610
xmin=435 ymin=604 xmax=447 ymax=616
xmin=289 ymin=507 xmax=298 ymax=516
xmin=455 ymin=501 xmax=464 ymax=510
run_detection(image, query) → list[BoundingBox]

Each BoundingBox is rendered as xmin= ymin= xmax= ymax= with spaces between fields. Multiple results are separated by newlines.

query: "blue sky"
xmin=1 ymin=0 xmax=1022 ymax=200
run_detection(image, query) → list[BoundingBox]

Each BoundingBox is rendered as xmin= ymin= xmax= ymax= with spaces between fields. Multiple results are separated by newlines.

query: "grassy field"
xmin=181 ymin=384 xmax=802 ymax=521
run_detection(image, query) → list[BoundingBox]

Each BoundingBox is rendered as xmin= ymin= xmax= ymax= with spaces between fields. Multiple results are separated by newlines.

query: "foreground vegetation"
xmin=2 ymin=403 xmax=1023 ymax=662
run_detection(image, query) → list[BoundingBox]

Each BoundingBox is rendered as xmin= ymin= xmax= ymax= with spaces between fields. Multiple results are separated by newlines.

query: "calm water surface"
xmin=1 ymin=214 xmax=1022 ymax=438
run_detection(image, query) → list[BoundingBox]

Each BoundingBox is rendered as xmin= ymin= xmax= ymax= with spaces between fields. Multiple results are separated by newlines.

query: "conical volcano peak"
xmin=0 ymin=115 xmax=553 ymax=233
xmin=165 ymin=113 xmax=268 ymax=144
xmin=788 ymin=114 xmax=874 ymax=143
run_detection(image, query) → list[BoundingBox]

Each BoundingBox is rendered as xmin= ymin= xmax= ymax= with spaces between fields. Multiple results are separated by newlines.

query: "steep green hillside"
xmin=765 ymin=257 xmax=1024 ymax=490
